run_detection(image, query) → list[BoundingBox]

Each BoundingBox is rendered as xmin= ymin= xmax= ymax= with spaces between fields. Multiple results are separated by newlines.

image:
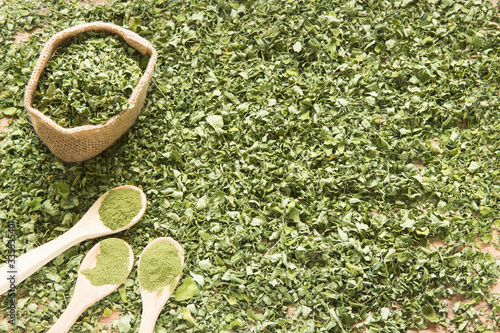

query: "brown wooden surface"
xmin=0 ymin=117 xmax=10 ymax=133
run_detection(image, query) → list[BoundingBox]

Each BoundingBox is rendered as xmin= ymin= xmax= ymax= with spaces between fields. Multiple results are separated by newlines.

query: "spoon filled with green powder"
xmin=138 ymin=237 xmax=184 ymax=333
xmin=47 ymin=238 xmax=134 ymax=332
xmin=0 ymin=185 xmax=146 ymax=295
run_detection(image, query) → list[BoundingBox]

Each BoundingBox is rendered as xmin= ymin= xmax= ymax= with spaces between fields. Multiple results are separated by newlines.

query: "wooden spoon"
xmin=47 ymin=239 xmax=134 ymax=333
xmin=0 ymin=185 xmax=146 ymax=295
xmin=138 ymin=237 xmax=185 ymax=333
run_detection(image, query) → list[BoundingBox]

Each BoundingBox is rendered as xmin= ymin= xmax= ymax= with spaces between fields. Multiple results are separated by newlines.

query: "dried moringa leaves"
xmin=0 ymin=0 xmax=500 ymax=332
xmin=33 ymin=31 xmax=148 ymax=127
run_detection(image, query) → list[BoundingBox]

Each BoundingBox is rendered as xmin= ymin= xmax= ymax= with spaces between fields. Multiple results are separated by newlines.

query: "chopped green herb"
xmin=99 ymin=189 xmax=142 ymax=230
xmin=33 ymin=31 xmax=148 ymax=127
xmin=81 ymin=238 xmax=130 ymax=286
xmin=139 ymin=241 xmax=182 ymax=295
xmin=1 ymin=0 xmax=500 ymax=332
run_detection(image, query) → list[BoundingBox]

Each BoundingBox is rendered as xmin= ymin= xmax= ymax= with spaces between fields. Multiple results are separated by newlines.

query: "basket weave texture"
xmin=24 ymin=22 xmax=157 ymax=163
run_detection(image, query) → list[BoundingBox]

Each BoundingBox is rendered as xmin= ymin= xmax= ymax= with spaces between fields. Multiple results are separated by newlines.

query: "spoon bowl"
xmin=138 ymin=237 xmax=185 ymax=333
xmin=75 ymin=184 xmax=147 ymax=236
xmin=48 ymin=239 xmax=134 ymax=333
xmin=0 ymin=185 xmax=146 ymax=295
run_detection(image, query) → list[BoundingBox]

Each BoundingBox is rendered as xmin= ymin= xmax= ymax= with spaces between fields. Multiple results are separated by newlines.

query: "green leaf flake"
xmin=199 ymin=260 xmax=212 ymax=270
xmin=102 ymin=307 xmax=113 ymax=318
xmin=385 ymin=39 xmax=397 ymax=49
xmin=174 ymin=277 xmax=199 ymax=302
xmin=53 ymin=182 xmax=70 ymax=198
xmin=429 ymin=140 xmax=443 ymax=153
xmin=1 ymin=107 xmax=17 ymax=116
xmin=206 ymin=115 xmax=224 ymax=130
xmin=182 ymin=307 xmax=197 ymax=325
xmin=380 ymin=307 xmax=390 ymax=320
xmin=293 ymin=41 xmax=302 ymax=52
xmin=114 ymin=314 xmax=132 ymax=333
xmin=229 ymin=318 xmax=244 ymax=329
xmin=190 ymin=272 xmax=205 ymax=287
xmin=468 ymin=161 xmax=481 ymax=173
xmin=422 ymin=305 xmax=439 ymax=323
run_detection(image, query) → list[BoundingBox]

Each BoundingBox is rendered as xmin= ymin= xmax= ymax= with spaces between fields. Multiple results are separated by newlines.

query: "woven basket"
xmin=24 ymin=22 xmax=157 ymax=163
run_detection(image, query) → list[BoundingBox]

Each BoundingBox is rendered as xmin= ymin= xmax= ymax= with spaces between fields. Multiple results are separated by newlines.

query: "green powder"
xmin=82 ymin=238 xmax=130 ymax=286
xmin=99 ymin=189 xmax=143 ymax=230
xmin=139 ymin=242 xmax=182 ymax=294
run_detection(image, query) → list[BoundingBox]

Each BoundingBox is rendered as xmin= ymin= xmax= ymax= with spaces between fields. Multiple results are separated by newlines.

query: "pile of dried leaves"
xmin=0 ymin=0 xmax=500 ymax=332
xmin=33 ymin=31 xmax=147 ymax=127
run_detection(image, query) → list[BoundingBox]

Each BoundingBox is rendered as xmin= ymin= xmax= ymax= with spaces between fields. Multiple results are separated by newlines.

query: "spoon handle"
xmin=0 ymin=225 xmax=86 ymax=295
xmin=139 ymin=316 xmax=159 ymax=333
xmin=139 ymin=297 xmax=163 ymax=333
xmin=47 ymin=296 xmax=88 ymax=333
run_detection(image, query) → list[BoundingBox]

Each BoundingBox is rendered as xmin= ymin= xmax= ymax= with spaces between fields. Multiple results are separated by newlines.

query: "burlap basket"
xmin=24 ymin=22 xmax=157 ymax=163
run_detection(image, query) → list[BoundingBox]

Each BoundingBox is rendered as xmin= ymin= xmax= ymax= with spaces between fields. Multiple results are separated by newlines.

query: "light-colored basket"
xmin=24 ymin=22 xmax=157 ymax=163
